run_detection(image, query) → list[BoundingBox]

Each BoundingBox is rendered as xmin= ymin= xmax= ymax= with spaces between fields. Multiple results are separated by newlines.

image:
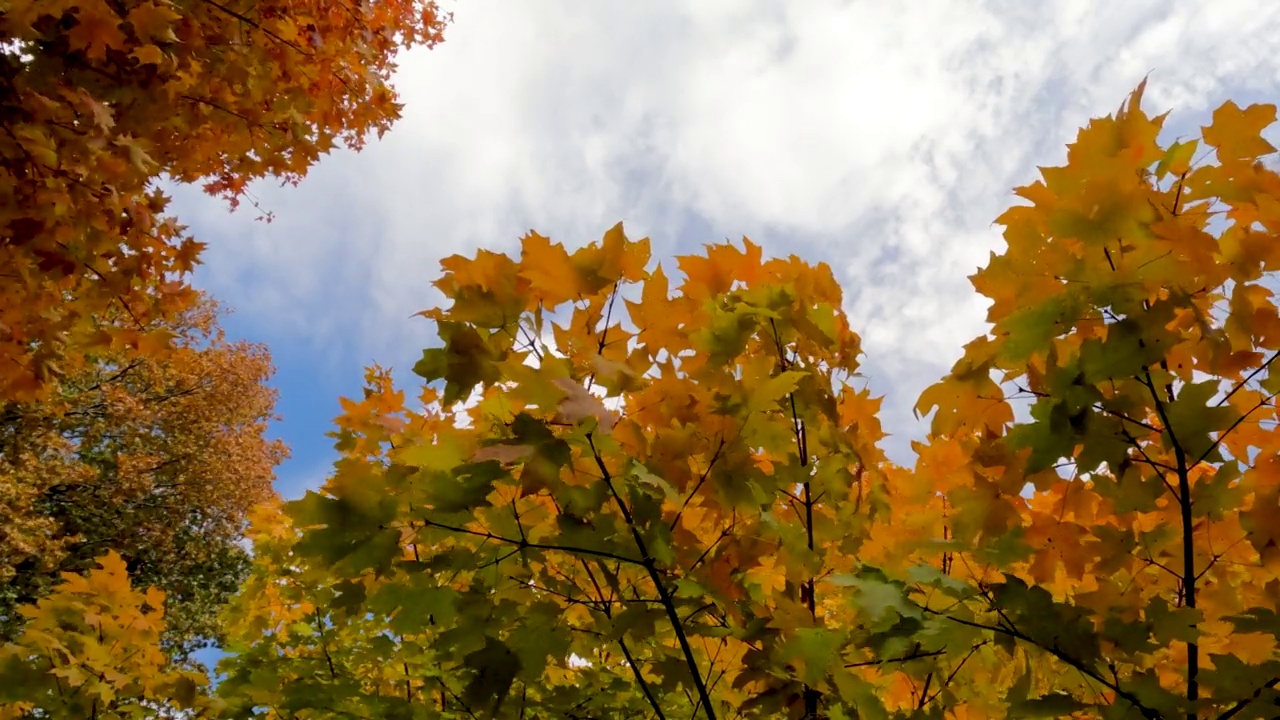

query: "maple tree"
xmin=214 ymin=225 xmax=895 ymax=718
xmin=886 ymin=83 xmax=1280 ymax=719
xmin=0 ymin=551 xmax=216 ymax=718
xmin=212 ymin=85 xmax=1280 ymax=720
xmin=0 ymin=292 xmax=287 ymax=661
xmin=0 ymin=0 xmax=449 ymax=401
xmin=7 ymin=84 xmax=1275 ymax=719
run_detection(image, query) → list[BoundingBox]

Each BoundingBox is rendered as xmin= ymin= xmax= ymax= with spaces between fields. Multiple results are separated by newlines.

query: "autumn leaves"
xmin=4 ymin=3 xmax=1280 ymax=714
xmin=1 ymin=0 xmax=450 ymax=716
xmin=0 ymin=0 xmax=449 ymax=401
xmin=217 ymin=86 xmax=1280 ymax=719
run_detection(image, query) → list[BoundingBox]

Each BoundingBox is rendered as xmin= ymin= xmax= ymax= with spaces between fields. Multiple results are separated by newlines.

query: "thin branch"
xmin=1195 ymin=390 xmax=1279 ymax=467
xmin=923 ymin=641 xmax=990 ymax=707
xmin=587 ymin=433 xmax=718 ymax=720
xmin=1216 ymin=676 xmax=1280 ymax=720
xmin=669 ymin=438 xmax=724 ymax=533
xmin=843 ymin=647 xmax=946 ymax=668
xmin=1142 ymin=367 xmax=1200 ymax=717
xmin=925 ymin=609 xmax=1161 ymax=720
xmin=413 ymin=518 xmax=644 ymax=566
xmin=620 ymin=637 xmax=667 ymax=720
xmin=1215 ymin=350 xmax=1280 ymax=407
xmin=579 ymin=557 xmax=667 ymax=720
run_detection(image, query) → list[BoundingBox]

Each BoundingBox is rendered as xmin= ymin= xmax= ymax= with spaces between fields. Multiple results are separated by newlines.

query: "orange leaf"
xmin=67 ymin=0 xmax=126 ymax=59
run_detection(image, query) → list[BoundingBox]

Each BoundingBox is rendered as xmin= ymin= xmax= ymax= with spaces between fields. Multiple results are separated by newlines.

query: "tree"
xmin=0 ymin=0 xmax=450 ymax=401
xmin=0 ymin=292 xmax=288 ymax=661
xmin=79 ymin=85 xmax=1280 ymax=718
xmin=212 ymin=224 xmax=906 ymax=718
xmin=0 ymin=551 xmax=217 ymax=718
xmin=897 ymin=81 xmax=1280 ymax=719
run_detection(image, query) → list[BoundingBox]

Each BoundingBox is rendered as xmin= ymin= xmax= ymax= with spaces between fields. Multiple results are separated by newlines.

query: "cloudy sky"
xmin=171 ymin=0 xmax=1280 ymax=498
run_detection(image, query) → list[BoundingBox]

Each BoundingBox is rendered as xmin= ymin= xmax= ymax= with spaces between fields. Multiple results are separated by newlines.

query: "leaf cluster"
xmin=0 ymin=0 xmax=450 ymax=400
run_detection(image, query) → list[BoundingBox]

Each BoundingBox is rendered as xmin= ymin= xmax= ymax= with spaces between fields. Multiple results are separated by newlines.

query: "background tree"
xmin=0 ymin=292 xmax=287 ymax=661
xmin=0 ymin=551 xmax=217 ymax=718
xmin=0 ymin=0 xmax=449 ymax=401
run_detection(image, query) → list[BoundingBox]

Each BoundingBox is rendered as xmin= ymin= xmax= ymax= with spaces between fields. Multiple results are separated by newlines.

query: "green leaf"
xmin=1007 ymin=393 xmax=1085 ymax=474
xmin=745 ymin=370 xmax=806 ymax=415
xmin=461 ymin=636 xmax=522 ymax=715
xmin=1163 ymin=380 xmax=1238 ymax=462
xmin=1225 ymin=607 xmax=1280 ymax=635
xmin=905 ymin=563 xmax=972 ymax=597
xmin=700 ymin=304 xmax=760 ymax=366
xmin=414 ymin=322 xmax=504 ymax=405
xmin=1078 ymin=317 xmax=1171 ymax=383
xmin=1011 ymin=692 xmax=1092 ymax=717
xmin=1155 ymin=138 xmax=1198 ymax=178
xmin=509 ymin=607 xmax=570 ymax=679
xmin=289 ymin=491 xmax=400 ymax=576
xmin=832 ymin=570 xmax=920 ymax=632
xmin=631 ymin=461 xmax=680 ymax=503
xmin=396 ymin=433 xmax=468 ymax=472
xmin=783 ymin=627 xmax=846 ymax=686
xmin=1200 ymin=654 xmax=1280 ymax=700
xmin=998 ymin=292 xmax=1087 ymax=363
xmin=423 ymin=461 xmax=509 ymax=514
xmin=368 ymin=576 xmax=457 ymax=636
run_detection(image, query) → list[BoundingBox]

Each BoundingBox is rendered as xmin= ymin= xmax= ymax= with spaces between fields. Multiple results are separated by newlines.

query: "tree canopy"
xmin=0 ymin=0 xmax=449 ymax=401
xmin=0 ymin=293 xmax=287 ymax=661
xmin=4 ymin=74 xmax=1280 ymax=720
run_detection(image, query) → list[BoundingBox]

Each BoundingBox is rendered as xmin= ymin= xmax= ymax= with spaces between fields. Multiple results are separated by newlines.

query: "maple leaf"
xmin=126 ymin=1 xmax=182 ymax=43
xmin=520 ymin=230 xmax=583 ymax=306
xmin=130 ymin=43 xmax=167 ymax=65
xmin=67 ymin=0 xmax=127 ymax=59
xmin=551 ymin=376 xmax=618 ymax=433
xmin=1203 ymin=101 xmax=1278 ymax=160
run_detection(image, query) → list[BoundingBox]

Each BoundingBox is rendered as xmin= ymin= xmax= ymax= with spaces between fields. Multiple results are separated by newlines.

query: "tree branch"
xmin=587 ymin=434 xmax=718 ymax=720
xmin=414 ymin=518 xmax=644 ymax=567
xmin=924 ymin=608 xmax=1162 ymax=720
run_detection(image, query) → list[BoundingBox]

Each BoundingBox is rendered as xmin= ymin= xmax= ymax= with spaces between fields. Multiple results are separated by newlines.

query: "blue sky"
xmin=169 ymin=0 xmax=1280 ymax=499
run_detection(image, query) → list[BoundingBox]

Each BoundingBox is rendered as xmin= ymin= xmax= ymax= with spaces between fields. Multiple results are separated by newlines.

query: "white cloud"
xmin=179 ymin=0 xmax=1280 ymax=461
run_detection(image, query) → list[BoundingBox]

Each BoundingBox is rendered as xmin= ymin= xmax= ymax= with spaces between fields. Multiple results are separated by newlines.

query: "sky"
xmin=170 ymin=0 xmax=1280 ymax=500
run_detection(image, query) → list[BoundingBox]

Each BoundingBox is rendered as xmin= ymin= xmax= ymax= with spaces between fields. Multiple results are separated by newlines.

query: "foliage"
xmin=0 ymin=293 xmax=287 ymax=661
xmin=0 ymin=550 xmax=215 ymax=718
xmin=0 ymin=0 xmax=449 ymax=401
xmin=895 ymin=81 xmax=1280 ymax=719
xmin=6 ymin=83 xmax=1278 ymax=719
xmin=213 ymin=84 xmax=1280 ymax=720
xmin=215 ymin=224 xmax=894 ymax=719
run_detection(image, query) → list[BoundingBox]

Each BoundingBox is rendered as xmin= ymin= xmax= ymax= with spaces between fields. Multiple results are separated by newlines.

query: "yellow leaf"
xmin=1203 ymin=100 xmax=1278 ymax=161
xmin=746 ymin=555 xmax=787 ymax=594
xmin=599 ymin=222 xmax=650 ymax=283
xmin=519 ymin=231 xmax=581 ymax=306
xmin=126 ymin=1 xmax=182 ymax=42
xmin=131 ymin=44 xmax=167 ymax=66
